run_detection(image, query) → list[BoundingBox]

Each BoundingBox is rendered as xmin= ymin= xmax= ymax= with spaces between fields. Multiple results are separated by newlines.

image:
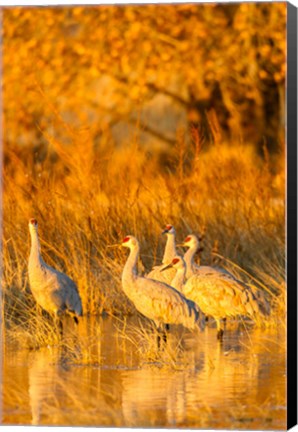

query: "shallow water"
xmin=2 ymin=316 xmax=286 ymax=429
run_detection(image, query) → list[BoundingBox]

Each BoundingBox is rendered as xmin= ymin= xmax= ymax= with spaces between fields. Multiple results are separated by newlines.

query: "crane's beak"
xmin=106 ymin=244 xmax=121 ymax=249
xmin=161 ymin=229 xmax=169 ymax=235
xmin=160 ymin=262 xmax=173 ymax=272
xmin=176 ymin=243 xmax=185 ymax=247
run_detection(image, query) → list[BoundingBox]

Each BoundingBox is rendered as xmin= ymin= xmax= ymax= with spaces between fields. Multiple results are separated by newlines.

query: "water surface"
xmin=2 ymin=316 xmax=286 ymax=428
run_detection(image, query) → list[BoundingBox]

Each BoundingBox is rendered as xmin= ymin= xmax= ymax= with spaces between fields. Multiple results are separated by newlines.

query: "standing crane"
xmin=161 ymin=256 xmax=186 ymax=292
xmin=181 ymin=234 xmax=270 ymax=318
xmin=120 ymin=235 xmax=204 ymax=347
xmin=28 ymin=219 xmax=83 ymax=334
xmin=180 ymin=234 xmax=236 ymax=279
xmin=161 ymin=256 xmax=264 ymax=340
xmin=146 ymin=224 xmax=178 ymax=284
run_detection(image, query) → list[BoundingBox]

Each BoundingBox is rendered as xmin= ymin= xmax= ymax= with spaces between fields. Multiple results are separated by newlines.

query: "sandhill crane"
xmin=161 ymin=256 xmax=186 ymax=292
xmin=146 ymin=224 xmax=177 ymax=284
xmin=28 ymin=219 xmax=83 ymax=334
xmin=162 ymin=256 xmax=263 ymax=340
xmin=120 ymin=235 xmax=204 ymax=346
xmin=180 ymin=234 xmax=235 ymax=279
xmin=181 ymin=234 xmax=270 ymax=318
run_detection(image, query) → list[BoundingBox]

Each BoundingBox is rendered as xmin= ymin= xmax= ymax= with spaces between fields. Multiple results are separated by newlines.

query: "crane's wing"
xmin=146 ymin=266 xmax=176 ymax=285
xmin=184 ymin=272 xmax=259 ymax=319
xmin=43 ymin=265 xmax=83 ymax=316
xmin=195 ymin=265 xmax=236 ymax=280
xmin=58 ymin=272 xmax=83 ymax=316
xmin=130 ymin=277 xmax=202 ymax=329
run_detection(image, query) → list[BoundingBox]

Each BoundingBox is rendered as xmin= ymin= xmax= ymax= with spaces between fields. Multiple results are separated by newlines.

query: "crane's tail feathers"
xmin=249 ymin=285 xmax=271 ymax=316
xmin=246 ymin=286 xmax=271 ymax=324
xmin=187 ymin=301 xmax=205 ymax=331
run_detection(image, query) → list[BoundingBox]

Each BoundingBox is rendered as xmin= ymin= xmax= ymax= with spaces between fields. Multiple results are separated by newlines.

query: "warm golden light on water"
xmin=2 ymin=316 xmax=286 ymax=428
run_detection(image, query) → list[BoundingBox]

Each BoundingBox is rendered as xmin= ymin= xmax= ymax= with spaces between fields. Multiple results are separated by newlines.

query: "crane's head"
xmin=29 ymin=218 xmax=38 ymax=230
xmin=121 ymin=235 xmax=139 ymax=249
xmin=161 ymin=255 xmax=185 ymax=272
xmin=181 ymin=234 xmax=200 ymax=249
xmin=162 ymin=224 xmax=175 ymax=235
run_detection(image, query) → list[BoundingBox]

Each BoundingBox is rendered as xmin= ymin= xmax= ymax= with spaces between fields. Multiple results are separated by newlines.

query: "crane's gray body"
xmin=28 ymin=259 xmax=82 ymax=317
xmin=28 ymin=220 xmax=83 ymax=319
xmin=121 ymin=235 xmax=204 ymax=331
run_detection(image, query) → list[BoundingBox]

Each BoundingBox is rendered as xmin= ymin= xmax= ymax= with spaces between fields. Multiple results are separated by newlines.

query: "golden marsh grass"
xmin=3 ymin=117 xmax=285 ymax=348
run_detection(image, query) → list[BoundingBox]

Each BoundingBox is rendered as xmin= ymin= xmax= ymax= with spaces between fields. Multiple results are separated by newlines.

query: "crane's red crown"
xmin=172 ymin=258 xmax=180 ymax=264
xmin=184 ymin=236 xmax=191 ymax=242
xmin=122 ymin=236 xmax=130 ymax=243
xmin=30 ymin=218 xmax=38 ymax=226
xmin=165 ymin=224 xmax=172 ymax=231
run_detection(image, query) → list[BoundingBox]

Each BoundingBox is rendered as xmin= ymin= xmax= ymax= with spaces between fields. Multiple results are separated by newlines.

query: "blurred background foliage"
xmin=3 ymin=3 xmax=286 ymax=157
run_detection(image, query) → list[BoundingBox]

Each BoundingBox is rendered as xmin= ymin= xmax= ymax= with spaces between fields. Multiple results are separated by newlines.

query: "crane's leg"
xmin=54 ymin=311 xmax=63 ymax=337
xmin=157 ymin=333 xmax=161 ymax=349
xmin=157 ymin=330 xmax=166 ymax=348
xmin=55 ymin=317 xmax=63 ymax=337
xmin=223 ymin=317 xmax=227 ymax=330
xmin=68 ymin=309 xmax=81 ymax=325
xmin=156 ymin=324 xmax=169 ymax=349
xmin=58 ymin=320 xmax=63 ymax=337
xmin=162 ymin=324 xmax=170 ymax=343
xmin=216 ymin=319 xmax=224 ymax=341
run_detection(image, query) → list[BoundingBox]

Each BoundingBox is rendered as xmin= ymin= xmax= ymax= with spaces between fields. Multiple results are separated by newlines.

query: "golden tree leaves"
xmin=3 ymin=3 xmax=286 ymax=150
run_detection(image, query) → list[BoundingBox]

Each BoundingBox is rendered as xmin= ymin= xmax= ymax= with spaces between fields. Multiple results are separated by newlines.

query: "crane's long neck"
xmin=184 ymin=245 xmax=198 ymax=279
xmin=29 ymin=228 xmax=43 ymax=267
xmin=162 ymin=234 xmax=176 ymax=264
xmin=171 ymin=267 xmax=185 ymax=292
xmin=122 ymin=244 xmax=140 ymax=285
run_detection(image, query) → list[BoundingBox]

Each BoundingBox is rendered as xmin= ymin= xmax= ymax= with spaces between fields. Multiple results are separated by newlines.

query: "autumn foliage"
xmin=3 ymin=3 xmax=286 ymax=151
